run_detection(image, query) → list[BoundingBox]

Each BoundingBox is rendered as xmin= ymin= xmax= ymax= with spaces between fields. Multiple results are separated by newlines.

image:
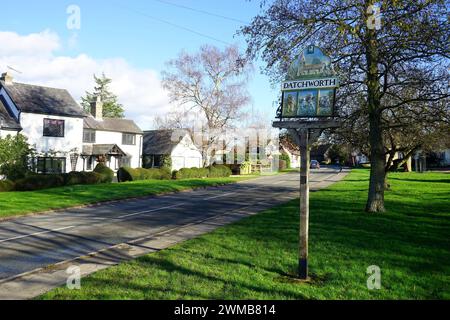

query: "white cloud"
xmin=0 ymin=30 xmax=171 ymax=129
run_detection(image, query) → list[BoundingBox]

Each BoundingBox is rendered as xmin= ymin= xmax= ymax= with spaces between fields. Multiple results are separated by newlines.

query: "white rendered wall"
xmin=171 ymin=136 xmax=203 ymax=171
xmin=0 ymin=129 xmax=19 ymax=139
xmin=20 ymin=113 xmax=84 ymax=172
xmin=91 ymin=130 xmax=143 ymax=169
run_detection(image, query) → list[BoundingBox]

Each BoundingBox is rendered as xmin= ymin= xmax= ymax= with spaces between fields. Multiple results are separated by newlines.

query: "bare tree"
xmin=161 ymin=45 xmax=253 ymax=165
xmin=241 ymin=0 xmax=449 ymax=212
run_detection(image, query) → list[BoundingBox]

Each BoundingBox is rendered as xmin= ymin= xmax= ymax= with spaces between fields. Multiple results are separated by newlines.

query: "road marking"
xmin=0 ymin=226 xmax=75 ymax=244
xmin=204 ymin=192 xmax=237 ymax=201
xmin=118 ymin=203 xmax=186 ymax=219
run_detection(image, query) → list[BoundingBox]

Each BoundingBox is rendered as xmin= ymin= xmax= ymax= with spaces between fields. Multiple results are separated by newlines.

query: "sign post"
xmin=299 ymin=128 xmax=309 ymax=279
xmin=273 ymin=46 xmax=340 ymax=280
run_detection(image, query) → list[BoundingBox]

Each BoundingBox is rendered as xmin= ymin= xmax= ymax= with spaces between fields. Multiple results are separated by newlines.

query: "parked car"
xmin=310 ymin=160 xmax=320 ymax=169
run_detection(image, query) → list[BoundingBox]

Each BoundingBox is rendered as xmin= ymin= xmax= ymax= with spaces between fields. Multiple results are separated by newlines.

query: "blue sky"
xmin=1 ymin=0 xmax=279 ymax=127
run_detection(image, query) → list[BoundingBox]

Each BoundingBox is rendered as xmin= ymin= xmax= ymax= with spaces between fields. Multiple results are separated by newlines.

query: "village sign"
xmin=280 ymin=45 xmax=339 ymax=118
xmin=273 ymin=45 xmax=340 ymax=280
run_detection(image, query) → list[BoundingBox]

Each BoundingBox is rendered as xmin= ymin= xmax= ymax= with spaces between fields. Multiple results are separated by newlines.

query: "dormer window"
xmin=83 ymin=129 xmax=96 ymax=143
xmin=43 ymin=118 xmax=65 ymax=137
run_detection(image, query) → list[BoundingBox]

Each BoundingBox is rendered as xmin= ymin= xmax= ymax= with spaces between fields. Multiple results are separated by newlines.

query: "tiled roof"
xmin=143 ymin=129 xmax=188 ymax=155
xmin=84 ymin=116 xmax=143 ymax=134
xmin=0 ymin=81 xmax=88 ymax=118
xmin=82 ymin=144 xmax=126 ymax=156
xmin=0 ymin=97 xmax=21 ymax=130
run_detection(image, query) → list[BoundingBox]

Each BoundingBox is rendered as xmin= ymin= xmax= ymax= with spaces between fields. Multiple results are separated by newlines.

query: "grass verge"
xmin=0 ymin=177 xmax=249 ymax=219
xmin=40 ymin=170 xmax=450 ymax=299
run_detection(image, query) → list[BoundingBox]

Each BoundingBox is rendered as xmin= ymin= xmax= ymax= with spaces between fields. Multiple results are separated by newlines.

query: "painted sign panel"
xmin=280 ymin=46 xmax=338 ymax=118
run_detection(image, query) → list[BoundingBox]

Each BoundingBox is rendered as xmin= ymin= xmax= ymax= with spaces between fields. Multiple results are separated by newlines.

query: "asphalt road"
xmin=0 ymin=169 xmax=344 ymax=282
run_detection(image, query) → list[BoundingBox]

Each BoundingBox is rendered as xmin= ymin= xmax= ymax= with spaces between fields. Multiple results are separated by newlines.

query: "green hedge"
xmin=15 ymin=174 xmax=66 ymax=191
xmin=0 ymin=180 xmax=15 ymax=192
xmin=207 ymin=165 xmax=232 ymax=178
xmin=173 ymin=167 xmax=209 ymax=180
xmin=7 ymin=166 xmax=113 ymax=192
xmin=173 ymin=165 xmax=232 ymax=180
xmin=65 ymin=171 xmax=104 ymax=186
xmin=117 ymin=167 xmax=172 ymax=182
xmin=280 ymin=154 xmax=291 ymax=169
xmin=93 ymin=163 xmax=114 ymax=183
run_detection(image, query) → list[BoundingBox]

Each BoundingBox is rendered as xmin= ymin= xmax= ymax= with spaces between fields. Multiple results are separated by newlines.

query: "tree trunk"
xmin=366 ymin=110 xmax=386 ymax=212
xmin=365 ymin=7 xmax=385 ymax=213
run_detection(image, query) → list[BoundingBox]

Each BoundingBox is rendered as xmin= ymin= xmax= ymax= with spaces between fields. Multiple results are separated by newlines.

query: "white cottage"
xmin=81 ymin=97 xmax=143 ymax=171
xmin=142 ymin=129 xmax=203 ymax=171
xmin=0 ymin=72 xmax=143 ymax=174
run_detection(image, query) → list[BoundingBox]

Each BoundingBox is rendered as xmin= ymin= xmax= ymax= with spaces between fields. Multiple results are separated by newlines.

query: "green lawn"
xmin=41 ymin=170 xmax=450 ymax=300
xmin=0 ymin=177 xmax=249 ymax=219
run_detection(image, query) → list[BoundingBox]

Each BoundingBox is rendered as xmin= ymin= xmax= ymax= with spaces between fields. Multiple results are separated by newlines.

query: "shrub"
xmin=94 ymin=163 xmax=114 ymax=183
xmin=117 ymin=167 xmax=133 ymax=182
xmin=208 ymin=165 xmax=232 ymax=178
xmin=117 ymin=167 xmax=171 ymax=182
xmin=280 ymin=154 xmax=291 ymax=169
xmin=173 ymin=165 xmax=231 ymax=180
xmin=174 ymin=167 xmax=209 ymax=179
xmin=15 ymin=174 xmax=66 ymax=191
xmin=0 ymin=134 xmax=33 ymax=181
xmin=65 ymin=171 xmax=103 ymax=186
xmin=0 ymin=180 xmax=15 ymax=192
xmin=279 ymin=160 xmax=287 ymax=171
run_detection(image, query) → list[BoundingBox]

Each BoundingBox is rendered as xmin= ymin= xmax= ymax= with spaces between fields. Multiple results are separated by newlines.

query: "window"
xmin=86 ymin=156 xmax=94 ymax=171
xmin=83 ymin=129 xmax=96 ymax=143
xmin=36 ymin=157 xmax=66 ymax=174
xmin=43 ymin=119 xmax=65 ymax=137
xmin=119 ymin=156 xmax=131 ymax=168
xmin=122 ymin=133 xmax=136 ymax=145
xmin=153 ymin=155 xmax=163 ymax=168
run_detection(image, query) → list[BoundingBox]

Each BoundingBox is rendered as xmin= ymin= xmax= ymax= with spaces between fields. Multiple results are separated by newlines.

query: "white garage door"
xmin=172 ymin=156 xmax=185 ymax=171
xmin=185 ymin=157 xmax=201 ymax=168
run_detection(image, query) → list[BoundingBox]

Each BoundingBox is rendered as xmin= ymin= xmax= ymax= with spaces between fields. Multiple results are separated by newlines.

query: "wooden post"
xmin=299 ymin=128 xmax=310 ymax=280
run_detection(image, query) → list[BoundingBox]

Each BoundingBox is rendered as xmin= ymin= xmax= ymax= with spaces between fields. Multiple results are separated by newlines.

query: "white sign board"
xmin=282 ymin=77 xmax=339 ymax=91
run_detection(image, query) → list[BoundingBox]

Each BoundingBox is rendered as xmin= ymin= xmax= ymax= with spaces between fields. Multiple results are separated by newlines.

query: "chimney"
xmin=0 ymin=72 xmax=13 ymax=85
xmin=90 ymin=95 xmax=103 ymax=120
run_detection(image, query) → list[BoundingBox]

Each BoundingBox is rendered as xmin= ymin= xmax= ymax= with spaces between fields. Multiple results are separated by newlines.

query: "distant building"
xmin=142 ymin=129 xmax=203 ymax=171
xmin=280 ymin=143 xmax=300 ymax=168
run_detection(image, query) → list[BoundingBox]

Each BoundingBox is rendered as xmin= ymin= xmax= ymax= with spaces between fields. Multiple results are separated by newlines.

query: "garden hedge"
xmin=14 ymin=174 xmax=66 ymax=191
xmin=208 ymin=165 xmax=232 ymax=178
xmin=117 ymin=167 xmax=172 ymax=182
xmin=93 ymin=163 xmax=114 ymax=183
xmin=0 ymin=180 xmax=15 ymax=192
xmin=173 ymin=165 xmax=232 ymax=180
xmin=4 ymin=164 xmax=114 ymax=192
xmin=65 ymin=171 xmax=105 ymax=186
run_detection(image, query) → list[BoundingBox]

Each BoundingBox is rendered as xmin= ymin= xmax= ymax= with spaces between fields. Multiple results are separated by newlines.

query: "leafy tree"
xmin=326 ymin=144 xmax=349 ymax=165
xmin=0 ymin=134 xmax=33 ymax=181
xmin=81 ymin=73 xmax=125 ymax=118
xmin=241 ymin=0 xmax=449 ymax=212
xmin=279 ymin=153 xmax=291 ymax=169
